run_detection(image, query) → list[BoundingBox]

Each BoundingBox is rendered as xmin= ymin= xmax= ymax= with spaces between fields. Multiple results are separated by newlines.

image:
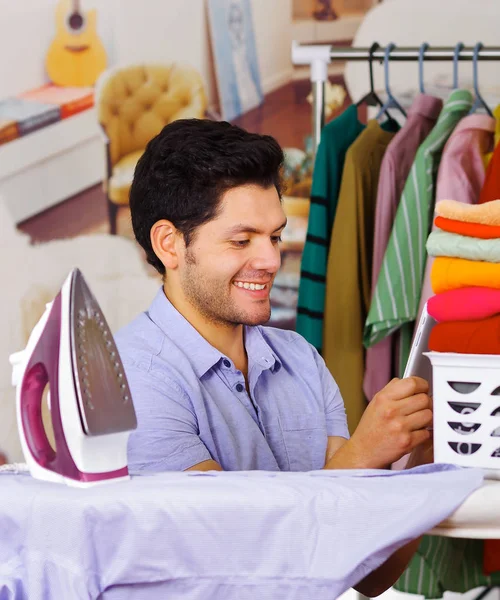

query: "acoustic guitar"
xmin=45 ymin=0 xmax=107 ymax=87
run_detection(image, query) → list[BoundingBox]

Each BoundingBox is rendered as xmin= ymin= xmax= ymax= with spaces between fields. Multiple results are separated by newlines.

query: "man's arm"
xmin=185 ymin=460 xmax=223 ymax=471
xmin=353 ymin=536 xmax=423 ymax=597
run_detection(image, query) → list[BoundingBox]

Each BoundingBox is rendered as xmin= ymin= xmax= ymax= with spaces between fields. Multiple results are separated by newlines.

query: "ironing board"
xmin=0 ymin=465 xmax=483 ymax=599
xmin=429 ymin=479 xmax=500 ymax=539
xmin=429 ymin=480 xmax=500 ymax=600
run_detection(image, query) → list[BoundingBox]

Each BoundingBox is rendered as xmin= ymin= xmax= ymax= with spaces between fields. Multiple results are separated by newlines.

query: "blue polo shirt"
xmin=115 ymin=289 xmax=349 ymax=472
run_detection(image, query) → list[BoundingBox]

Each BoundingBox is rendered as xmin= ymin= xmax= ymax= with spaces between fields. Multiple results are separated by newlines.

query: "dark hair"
xmin=129 ymin=118 xmax=284 ymax=275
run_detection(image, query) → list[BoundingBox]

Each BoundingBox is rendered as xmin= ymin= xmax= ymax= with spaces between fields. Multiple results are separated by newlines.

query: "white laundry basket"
xmin=426 ymin=351 xmax=500 ymax=474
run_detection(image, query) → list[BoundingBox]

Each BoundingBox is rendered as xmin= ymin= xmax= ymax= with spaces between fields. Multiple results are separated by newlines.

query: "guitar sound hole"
xmin=68 ymin=12 xmax=84 ymax=30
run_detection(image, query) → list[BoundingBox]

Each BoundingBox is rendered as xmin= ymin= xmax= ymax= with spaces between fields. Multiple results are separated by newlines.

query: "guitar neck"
xmin=73 ymin=0 xmax=81 ymax=13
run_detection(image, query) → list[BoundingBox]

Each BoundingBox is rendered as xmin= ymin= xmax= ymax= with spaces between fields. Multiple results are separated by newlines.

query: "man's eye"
xmin=271 ymin=235 xmax=282 ymax=244
xmin=231 ymin=240 xmax=250 ymax=247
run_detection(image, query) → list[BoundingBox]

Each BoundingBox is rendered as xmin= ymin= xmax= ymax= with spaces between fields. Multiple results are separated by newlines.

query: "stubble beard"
xmin=182 ymin=247 xmax=271 ymax=327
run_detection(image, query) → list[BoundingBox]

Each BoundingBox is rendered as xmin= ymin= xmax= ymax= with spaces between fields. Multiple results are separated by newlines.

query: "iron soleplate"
xmin=70 ymin=269 xmax=137 ymax=436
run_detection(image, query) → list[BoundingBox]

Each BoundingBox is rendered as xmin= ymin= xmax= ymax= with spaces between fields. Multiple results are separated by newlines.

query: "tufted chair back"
xmin=96 ymin=63 xmax=207 ymax=166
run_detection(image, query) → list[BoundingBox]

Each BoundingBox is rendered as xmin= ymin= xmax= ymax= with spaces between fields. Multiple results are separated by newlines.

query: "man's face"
xmin=178 ymin=184 xmax=286 ymax=327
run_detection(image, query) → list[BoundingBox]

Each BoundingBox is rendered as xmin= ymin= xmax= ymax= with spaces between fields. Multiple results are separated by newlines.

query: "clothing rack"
xmin=293 ymin=41 xmax=500 ymax=600
xmin=291 ymin=42 xmax=500 ymax=157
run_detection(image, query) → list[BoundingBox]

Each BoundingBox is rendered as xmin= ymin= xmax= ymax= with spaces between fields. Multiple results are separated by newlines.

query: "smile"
xmin=233 ymin=281 xmax=267 ymax=291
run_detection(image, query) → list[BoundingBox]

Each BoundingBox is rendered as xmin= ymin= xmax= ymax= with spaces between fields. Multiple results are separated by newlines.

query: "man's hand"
xmin=325 ymin=376 xmax=432 ymax=470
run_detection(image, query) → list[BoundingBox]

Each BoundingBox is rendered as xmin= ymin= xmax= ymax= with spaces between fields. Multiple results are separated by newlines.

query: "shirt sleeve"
xmin=124 ymin=362 xmax=212 ymax=473
xmin=311 ymin=345 xmax=350 ymax=440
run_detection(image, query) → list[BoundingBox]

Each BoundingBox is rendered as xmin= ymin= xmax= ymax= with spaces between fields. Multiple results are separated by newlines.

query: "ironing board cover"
xmin=0 ymin=465 xmax=482 ymax=599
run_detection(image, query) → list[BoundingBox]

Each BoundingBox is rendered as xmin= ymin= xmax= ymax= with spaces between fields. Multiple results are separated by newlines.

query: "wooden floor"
xmin=18 ymin=76 xmax=357 ymax=243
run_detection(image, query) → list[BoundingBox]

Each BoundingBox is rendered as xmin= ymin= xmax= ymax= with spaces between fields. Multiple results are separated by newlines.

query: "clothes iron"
xmin=9 ymin=268 xmax=137 ymax=487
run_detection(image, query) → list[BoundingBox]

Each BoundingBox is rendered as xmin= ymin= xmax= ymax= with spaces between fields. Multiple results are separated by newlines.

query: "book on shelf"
xmin=19 ymin=84 xmax=94 ymax=119
xmin=0 ymin=119 xmax=19 ymax=146
xmin=0 ymin=97 xmax=61 ymax=136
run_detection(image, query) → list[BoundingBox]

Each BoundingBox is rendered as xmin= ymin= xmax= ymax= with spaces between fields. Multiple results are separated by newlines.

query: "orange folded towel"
xmin=435 ymin=199 xmax=500 ymax=226
xmin=428 ymin=314 xmax=500 ymax=354
xmin=431 ymin=256 xmax=500 ymax=294
xmin=435 ymin=216 xmax=500 ymax=239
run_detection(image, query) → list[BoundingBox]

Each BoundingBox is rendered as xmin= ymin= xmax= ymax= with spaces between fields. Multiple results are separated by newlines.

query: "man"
xmin=116 ymin=119 xmax=433 ymax=596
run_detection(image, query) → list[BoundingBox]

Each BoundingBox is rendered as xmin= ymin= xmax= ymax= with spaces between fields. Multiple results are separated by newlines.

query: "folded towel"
xmin=435 ymin=216 xmax=500 ymax=239
xmin=429 ymin=314 xmax=500 ymax=354
xmin=427 ymin=287 xmax=500 ymax=322
xmin=431 ymin=257 xmax=500 ymax=294
xmin=435 ymin=199 xmax=500 ymax=226
xmin=427 ymin=230 xmax=500 ymax=262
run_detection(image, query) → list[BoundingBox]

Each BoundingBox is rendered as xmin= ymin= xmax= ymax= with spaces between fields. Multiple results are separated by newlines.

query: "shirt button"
xmin=236 ymin=383 xmax=244 ymax=392
xmin=223 ymin=359 xmax=231 ymax=368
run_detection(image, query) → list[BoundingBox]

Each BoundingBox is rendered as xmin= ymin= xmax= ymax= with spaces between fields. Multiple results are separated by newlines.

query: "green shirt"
xmin=296 ymin=105 xmax=365 ymax=353
xmin=395 ymin=537 xmax=500 ymax=598
xmin=363 ymin=89 xmax=473 ymax=373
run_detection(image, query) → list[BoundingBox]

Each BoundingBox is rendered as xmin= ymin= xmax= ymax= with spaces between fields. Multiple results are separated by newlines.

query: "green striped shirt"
xmin=296 ymin=105 xmax=365 ymax=353
xmin=363 ymin=90 xmax=473 ymax=368
xmin=394 ymin=536 xmax=500 ymax=598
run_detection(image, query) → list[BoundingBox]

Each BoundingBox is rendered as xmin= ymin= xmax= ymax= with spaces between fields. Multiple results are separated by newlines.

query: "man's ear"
xmin=150 ymin=220 xmax=181 ymax=270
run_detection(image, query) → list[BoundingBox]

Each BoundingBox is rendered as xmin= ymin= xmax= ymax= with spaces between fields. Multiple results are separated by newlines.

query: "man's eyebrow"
xmin=224 ymin=219 xmax=287 ymax=236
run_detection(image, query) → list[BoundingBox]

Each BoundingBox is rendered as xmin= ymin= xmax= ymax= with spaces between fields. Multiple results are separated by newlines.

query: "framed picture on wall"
xmin=207 ymin=0 xmax=264 ymax=121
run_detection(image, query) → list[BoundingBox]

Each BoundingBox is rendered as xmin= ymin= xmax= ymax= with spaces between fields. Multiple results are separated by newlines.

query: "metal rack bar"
xmin=291 ymin=42 xmax=500 ymax=156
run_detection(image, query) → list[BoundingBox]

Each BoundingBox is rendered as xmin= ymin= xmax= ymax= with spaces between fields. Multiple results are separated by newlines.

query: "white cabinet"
xmin=0 ymin=109 xmax=105 ymax=224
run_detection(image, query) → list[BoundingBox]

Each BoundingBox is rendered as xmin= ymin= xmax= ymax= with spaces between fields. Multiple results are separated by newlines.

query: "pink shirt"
xmin=416 ymin=113 xmax=496 ymax=324
xmin=363 ymin=94 xmax=442 ymax=400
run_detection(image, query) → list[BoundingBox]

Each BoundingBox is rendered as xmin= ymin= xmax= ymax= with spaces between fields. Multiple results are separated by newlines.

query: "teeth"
xmin=234 ymin=281 xmax=266 ymax=290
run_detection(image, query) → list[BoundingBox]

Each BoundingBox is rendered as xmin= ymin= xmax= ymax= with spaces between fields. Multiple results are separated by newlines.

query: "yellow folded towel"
xmin=435 ymin=199 xmax=500 ymax=226
xmin=431 ymin=256 xmax=500 ymax=294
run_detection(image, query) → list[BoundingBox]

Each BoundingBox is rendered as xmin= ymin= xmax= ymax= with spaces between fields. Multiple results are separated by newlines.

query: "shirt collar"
xmin=244 ymin=325 xmax=282 ymax=373
xmin=452 ymin=113 xmax=496 ymax=135
xmin=443 ymin=89 xmax=474 ymax=114
xmin=407 ymin=93 xmax=443 ymax=121
xmin=148 ymin=287 xmax=281 ymax=377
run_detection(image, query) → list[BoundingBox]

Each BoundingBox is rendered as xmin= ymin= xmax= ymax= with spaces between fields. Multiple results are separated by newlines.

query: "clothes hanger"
xmin=469 ymin=42 xmax=493 ymax=116
xmin=453 ymin=42 xmax=464 ymax=89
xmin=418 ymin=42 xmax=429 ymax=94
xmin=376 ymin=43 xmax=407 ymax=120
xmin=356 ymin=42 xmax=385 ymax=108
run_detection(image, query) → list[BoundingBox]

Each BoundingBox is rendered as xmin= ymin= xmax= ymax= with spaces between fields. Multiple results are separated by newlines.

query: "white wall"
xmin=345 ymin=0 xmax=500 ymax=108
xmin=0 ymin=0 xmax=293 ymax=107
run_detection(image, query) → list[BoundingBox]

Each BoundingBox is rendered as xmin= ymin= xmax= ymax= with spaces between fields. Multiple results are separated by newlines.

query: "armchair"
xmin=95 ymin=64 xmax=208 ymax=234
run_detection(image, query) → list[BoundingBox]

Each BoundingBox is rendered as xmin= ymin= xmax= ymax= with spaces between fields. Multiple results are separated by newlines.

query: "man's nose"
xmin=249 ymin=240 xmax=281 ymax=273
